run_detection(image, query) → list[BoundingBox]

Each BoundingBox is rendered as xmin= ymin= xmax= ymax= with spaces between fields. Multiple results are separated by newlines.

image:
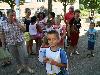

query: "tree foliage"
xmin=79 ymin=0 xmax=100 ymax=10
xmin=54 ymin=0 xmax=75 ymax=4
xmin=0 ymin=0 xmax=25 ymax=9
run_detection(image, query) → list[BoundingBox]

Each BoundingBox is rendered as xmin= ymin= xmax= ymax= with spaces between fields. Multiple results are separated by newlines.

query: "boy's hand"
xmin=44 ymin=58 xmax=49 ymax=63
xmin=44 ymin=58 xmax=58 ymax=66
xmin=50 ymin=59 xmax=58 ymax=66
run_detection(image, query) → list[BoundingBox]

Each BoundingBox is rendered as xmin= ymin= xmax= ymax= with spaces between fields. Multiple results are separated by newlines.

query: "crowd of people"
xmin=0 ymin=5 xmax=98 ymax=75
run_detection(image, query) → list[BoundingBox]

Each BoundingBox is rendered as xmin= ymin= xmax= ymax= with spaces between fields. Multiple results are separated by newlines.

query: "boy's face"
xmin=75 ymin=12 xmax=80 ymax=18
xmin=47 ymin=34 xmax=59 ymax=47
xmin=90 ymin=24 xmax=95 ymax=29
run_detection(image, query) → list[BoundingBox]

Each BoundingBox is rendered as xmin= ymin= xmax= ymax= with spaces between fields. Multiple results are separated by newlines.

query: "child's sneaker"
xmin=74 ymin=51 xmax=80 ymax=55
xmin=27 ymin=67 xmax=34 ymax=74
xmin=17 ymin=68 xmax=23 ymax=75
xmin=70 ymin=53 xmax=73 ymax=56
xmin=87 ymin=54 xmax=91 ymax=58
xmin=91 ymin=54 xmax=94 ymax=57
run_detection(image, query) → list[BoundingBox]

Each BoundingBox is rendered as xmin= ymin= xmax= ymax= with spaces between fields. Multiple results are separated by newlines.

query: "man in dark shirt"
xmin=68 ymin=9 xmax=81 ymax=56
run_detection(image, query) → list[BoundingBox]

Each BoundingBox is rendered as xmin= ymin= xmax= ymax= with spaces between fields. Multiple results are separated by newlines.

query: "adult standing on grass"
xmin=0 ymin=9 xmax=34 ymax=74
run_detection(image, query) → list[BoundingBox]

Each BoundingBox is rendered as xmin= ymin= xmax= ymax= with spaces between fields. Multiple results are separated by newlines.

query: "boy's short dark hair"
xmin=31 ymin=16 xmax=37 ymax=23
xmin=50 ymin=12 xmax=55 ymax=18
xmin=74 ymin=9 xmax=80 ymax=14
xmin=47 ymin=30 xmax=59 ymax=39
xmin=90 ymin=22 xmax=95 ymax=26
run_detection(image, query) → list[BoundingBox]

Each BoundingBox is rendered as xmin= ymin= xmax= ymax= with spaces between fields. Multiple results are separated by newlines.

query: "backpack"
xmin=58 ymin=48 xmax=69 ymax=75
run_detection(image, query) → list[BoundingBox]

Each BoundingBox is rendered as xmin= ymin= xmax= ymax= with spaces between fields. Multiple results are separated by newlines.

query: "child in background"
xmin=53 ymin=15 xmax=66 ymax=48
xmin=87 ymin=22 xmax=98 ymax=57
xmin=38 ymin=36 xmax=49 ymax=63
xmin=45 ymin=12 xmax=56 ymax=33
xmin=29 ymin=16 xmax=37 ymax=55
xmin=49 ymin=12 xmax=55 ymax=25
xmin=44 ymin=30 xmax=68 ymax=75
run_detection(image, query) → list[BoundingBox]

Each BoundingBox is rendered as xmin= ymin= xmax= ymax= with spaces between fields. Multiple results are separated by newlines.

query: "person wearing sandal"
xmin=0 ymin=9 xmax=34 ymax=74
xmin=23 ymin=8 xmax=34 ymax=55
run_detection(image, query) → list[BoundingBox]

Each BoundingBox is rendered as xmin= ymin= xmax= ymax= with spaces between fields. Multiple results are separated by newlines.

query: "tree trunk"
xmin=48 ymin=0 xmax=52 ymax=15
xmin=63 ymin=1 xmax=67 ymax=15
xmin=47 ymin=0 xmax=52 ymax=26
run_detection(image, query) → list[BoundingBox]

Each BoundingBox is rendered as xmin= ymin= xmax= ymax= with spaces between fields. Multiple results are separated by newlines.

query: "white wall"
xmin=0 ymin=0 xmax=79 ymax=17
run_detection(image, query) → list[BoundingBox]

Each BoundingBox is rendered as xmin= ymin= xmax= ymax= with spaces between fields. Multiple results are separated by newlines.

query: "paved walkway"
xmin=69 ymin=27 xmax=100 ymax=75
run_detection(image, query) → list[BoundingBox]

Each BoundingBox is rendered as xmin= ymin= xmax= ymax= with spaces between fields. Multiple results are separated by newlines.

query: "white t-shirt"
xmin=45 ymin=26 xmax=53 ymax=32
xmin=29 ymin=23 xmax=37 ymax=35
xmin=38 ymin=19 xmax=46 ymax=30
xmin=46 ymin=48 xmax=61 ymax=74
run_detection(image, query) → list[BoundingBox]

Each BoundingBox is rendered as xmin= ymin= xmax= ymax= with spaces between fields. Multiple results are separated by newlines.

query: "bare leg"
xmin=35 ymin=39 xmax=42 ymax=55
xmin=73 ymin=45 xmax=79 ymax=55
xmin=26 ymin=40 xmax=33 ymax=55
xmin=68 ymin=45 xmax=74 ymax=56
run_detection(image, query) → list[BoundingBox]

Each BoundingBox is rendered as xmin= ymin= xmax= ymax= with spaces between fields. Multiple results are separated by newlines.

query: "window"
xmin=37 ymin=0 xmax=45 ymax=2
xmin=25 ymin=0 xmax=32 ymax=3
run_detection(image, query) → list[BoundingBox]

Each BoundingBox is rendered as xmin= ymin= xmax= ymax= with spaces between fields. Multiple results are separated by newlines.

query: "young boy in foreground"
xmin=44 ymin=30 xmax=68 ymax=75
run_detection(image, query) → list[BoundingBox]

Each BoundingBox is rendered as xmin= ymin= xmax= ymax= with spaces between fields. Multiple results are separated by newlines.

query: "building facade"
xmin=0 ymin=0 xmax=79 ymax=17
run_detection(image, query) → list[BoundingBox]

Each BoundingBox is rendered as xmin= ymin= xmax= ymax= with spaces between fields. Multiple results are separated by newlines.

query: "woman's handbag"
xmin=23 ymin=32 xmax=31 ymax=41
xmin=0 ymin=47 xmax=12 ymax=60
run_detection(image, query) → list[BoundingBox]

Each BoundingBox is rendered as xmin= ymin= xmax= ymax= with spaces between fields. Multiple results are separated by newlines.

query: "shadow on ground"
xmin=0 ymin=30 xmax=100 ymax=75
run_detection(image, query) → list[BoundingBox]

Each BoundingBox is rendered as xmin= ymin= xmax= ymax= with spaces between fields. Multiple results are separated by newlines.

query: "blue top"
xmin=87 ymin=29 xmax=97 ymax=42
xmin=60 ymin=48 xmax=68 ymax=64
